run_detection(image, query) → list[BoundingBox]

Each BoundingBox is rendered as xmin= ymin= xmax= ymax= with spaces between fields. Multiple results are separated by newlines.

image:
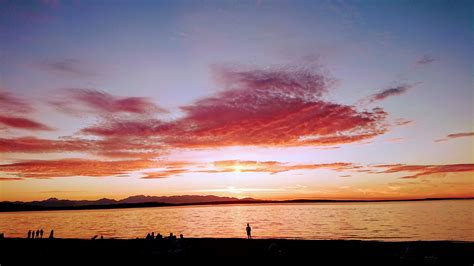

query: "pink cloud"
xmin=50 ymin=88 xmax=167 ymax=116
xmin=82 ymin=66 xmax=388 ymax=148
xmin=0 ymin=115 xmax=52 ymax=131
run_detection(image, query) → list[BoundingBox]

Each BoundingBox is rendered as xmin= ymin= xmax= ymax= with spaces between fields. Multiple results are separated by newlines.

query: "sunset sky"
xmin=0 ymin=0 xmax=473 ymax=201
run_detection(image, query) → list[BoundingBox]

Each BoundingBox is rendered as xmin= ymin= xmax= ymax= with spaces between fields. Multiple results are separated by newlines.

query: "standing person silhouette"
xmin=246 ymin=223 xmax=252 ymax=239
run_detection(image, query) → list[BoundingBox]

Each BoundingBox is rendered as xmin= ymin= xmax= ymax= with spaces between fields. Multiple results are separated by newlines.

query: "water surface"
xmin=1 ymin=200 xmax=472 ymax=241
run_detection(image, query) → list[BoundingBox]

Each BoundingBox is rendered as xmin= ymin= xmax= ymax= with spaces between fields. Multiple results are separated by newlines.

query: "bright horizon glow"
xmin=0 ymin=0 xmax=473 ymax=202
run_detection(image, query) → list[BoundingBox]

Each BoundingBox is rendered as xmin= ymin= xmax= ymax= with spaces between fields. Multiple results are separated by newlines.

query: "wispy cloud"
xmin=435 ymin=132 xmax=474 ymax=142
xmin=0 ymin=91 xmax=35 ymax=113
xmin=201 ymin=160 xmax=356 ymax=175
xmin=0 ymin=158 xmax=158 ymax=179
xmin=0 ymin=91 xmax=52 ymax=131
xmin=39 ymin=58 xmax=95 ymax=77
xmin=50 ymin=88 xmax=167 ymax=116
xmin=372 ymin=164 xmax=474 ymax=179
xmin=416 ymin=55 xmax=436 ymax=65
xmin=366 ymin=83 xmax=416 ymax=103
xmin=0 ymin=136 xmax=164 ymax=159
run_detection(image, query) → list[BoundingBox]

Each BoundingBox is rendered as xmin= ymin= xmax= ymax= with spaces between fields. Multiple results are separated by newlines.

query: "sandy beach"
xmin=1 ymin=237 xmax=472 ymax=263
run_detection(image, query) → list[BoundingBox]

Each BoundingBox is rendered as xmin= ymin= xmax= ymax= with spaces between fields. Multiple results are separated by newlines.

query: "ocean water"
xmin=1 ymin=200 xmax=472 ymax=241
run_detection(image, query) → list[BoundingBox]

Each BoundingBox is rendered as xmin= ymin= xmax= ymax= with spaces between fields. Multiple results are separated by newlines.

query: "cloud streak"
xmin=0 ymin=115 xmax=53 ymax=131
xmin=435 ymin=132 xmax=474 ymax=142
xmin=39 ymin=58 xmax=95 ymax=77
xmin=367 ymin=84 xmax=415 ymax=103
xmin=373 ymin=164 xmax=474 ymax=179
xmin=0 ymin=91 xmax=35 ymax=113
xmin=0 ymin=136 xmax=163 ymax=159
xmin=416 ymin=55 xmax=436 ymax=65
xmin=0 ymin=159 xmax=158 ymax=179
xmin=0 ymin=91 xmax=52 ymax=131
xmin=50 ymin=88 xmax=167 ymax=116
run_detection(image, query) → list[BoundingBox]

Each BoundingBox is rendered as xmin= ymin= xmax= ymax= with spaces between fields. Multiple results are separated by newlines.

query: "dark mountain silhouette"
xmin=118 ymin=195 xmax=255 ymax=204
xmin=0 ymin=195 xmax=471 ymax=212
xmin=0 ymin=195 xmax=260 ymax=211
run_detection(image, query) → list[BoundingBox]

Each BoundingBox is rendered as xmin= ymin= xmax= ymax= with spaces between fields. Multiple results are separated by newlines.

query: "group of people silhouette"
xmin=20 ymin=224 xmax=252 ymax=240
xmin=145 ymin=232 xmax=184 ymax=241
xmin=27 ymin=229 xmax=54 ymax=239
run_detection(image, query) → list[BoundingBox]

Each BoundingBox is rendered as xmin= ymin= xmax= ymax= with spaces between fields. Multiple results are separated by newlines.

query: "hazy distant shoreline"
xmin=1 ymin=197 xmax=472 ymax=213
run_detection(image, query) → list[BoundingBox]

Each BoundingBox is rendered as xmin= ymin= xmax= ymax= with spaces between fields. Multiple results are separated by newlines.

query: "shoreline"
xmin=1 ymin=197 xmax=472 ymax=213
xmin=1 ymin=238 xmax=473 ymax=261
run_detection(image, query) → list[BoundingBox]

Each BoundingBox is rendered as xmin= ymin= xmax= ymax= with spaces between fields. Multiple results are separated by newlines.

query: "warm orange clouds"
xmin=1 ymin=156 xmax=473 ymax=182
xmin=0 ymin=158 xmax=158 ymax=179
xmin=142 ymin=169 xmax=190 ymax=179
xmin=205 ymin=160 xmax=356 ymax=174
xmin=374 ymin=164 xmax=474 ymax=179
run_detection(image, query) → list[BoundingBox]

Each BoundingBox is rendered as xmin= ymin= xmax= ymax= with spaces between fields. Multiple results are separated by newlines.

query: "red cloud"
xmin=0 ymin=137 xmax=92 ymax=153
xmin=0 ymin=159 xmax=158 ymax=179
xmin=50 ymin=88 xmax=167 ymax=116
xmin=0 ymin=91 xmax=52 ymax=131
xmin=0 ymin=136 xmax=163 ymax=159
xmin=374 ymin=164 xmax=474 ymax=179
xmin=82 ymin=66 xmax=388 ymax=148
xmin=80 ymin=119 xmax=169 ymax=137
xmin=0 ymin=115 xmax=52 ymax=131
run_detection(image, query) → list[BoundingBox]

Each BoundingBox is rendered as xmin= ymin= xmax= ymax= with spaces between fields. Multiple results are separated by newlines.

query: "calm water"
xmin=1 ymin=200 xmax=473 ymax=241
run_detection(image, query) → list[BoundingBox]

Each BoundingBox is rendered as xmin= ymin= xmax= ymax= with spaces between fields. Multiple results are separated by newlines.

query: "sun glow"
xmin=233 ymin=165 xmax=242 ymax=173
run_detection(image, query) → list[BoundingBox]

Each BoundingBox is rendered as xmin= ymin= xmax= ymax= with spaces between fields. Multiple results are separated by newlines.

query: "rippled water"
xmin=1 ymin=200 xmax=472 ymax=241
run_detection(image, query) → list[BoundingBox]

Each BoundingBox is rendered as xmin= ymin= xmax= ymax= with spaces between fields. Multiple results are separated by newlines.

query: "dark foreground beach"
xmin=0 ymin=238 xmax=473 ymax=264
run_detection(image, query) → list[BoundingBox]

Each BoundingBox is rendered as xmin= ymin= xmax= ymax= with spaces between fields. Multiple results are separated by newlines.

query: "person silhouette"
xmin=40 ymin=229 xmax=44 ymax=238
xmin=31 ymin=230 xmax=35 ymax=239
xmin=246 ymin=223 xmax=252 ymax=239
xmin=27 ymin=230 xmax=31 ymax=239
xmin=36 ymin=230 xmax=40 ymax=238
xmin=48 ymin=230 xmax=54 ymax=239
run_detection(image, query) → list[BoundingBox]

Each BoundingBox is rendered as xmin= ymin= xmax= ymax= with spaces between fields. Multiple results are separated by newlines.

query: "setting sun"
xmin=233 ymin=165 xmax=243 ymax=173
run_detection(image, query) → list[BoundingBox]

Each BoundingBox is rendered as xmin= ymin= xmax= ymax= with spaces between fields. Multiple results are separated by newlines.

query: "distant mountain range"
xmin=0 ymin=195 xmax=472 ymax=212
xmin=0 ymin=195 xmax=261 ymax=212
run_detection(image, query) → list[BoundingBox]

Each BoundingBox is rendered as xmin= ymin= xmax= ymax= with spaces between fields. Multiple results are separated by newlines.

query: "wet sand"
xmin=1 ymin=238 xmax=473 ymax=263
